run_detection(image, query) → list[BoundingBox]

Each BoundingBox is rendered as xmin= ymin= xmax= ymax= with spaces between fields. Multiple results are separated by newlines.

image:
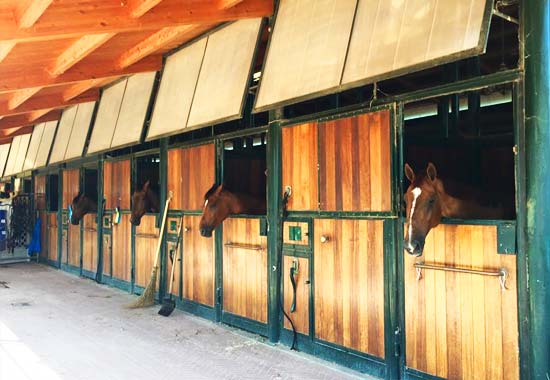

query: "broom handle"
xmin=153 ymin=191 xmax=173 ymax=269
xmin=167 ymin=215 xmax=183 ymax=294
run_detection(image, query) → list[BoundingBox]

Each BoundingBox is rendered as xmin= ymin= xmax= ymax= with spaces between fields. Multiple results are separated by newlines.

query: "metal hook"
xmin=499 ymin=269 xmax=508 ymax=290
xmin=415 ymin=267 xmax=422 ymax=281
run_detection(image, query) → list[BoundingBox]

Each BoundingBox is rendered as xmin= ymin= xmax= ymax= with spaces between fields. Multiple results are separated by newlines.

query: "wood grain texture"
xmin=283 ymin=256 xmax=309 ymax=334
xmin=167 ymin=144 xmax=215 ymax=210
xmin=61 ymin=228 xmax=67 ymax=264
xmin=404 ymin=224 xmax=519 ymax=380
xmin=182 ymin=215 xmax=215 ymax=305
xmin=62 ymin=168 xmax=79 ymax=209
xmin=103 ymin=234 xmax=111 ymax=276
xmin=223 ymin=217 xmax=267 ymax=322
xmin=314 ymin=219 xmax=385 ymax=357
xmin=34 ymin=175 xmax=46 ymax=210
xmin=282 ymin=122 xmax=318 ymax=211
xmin=47 ymin=213 xmax=57 ymax=262
xmin=104 ymin=160 xmax=131 ymax=210
xmin=319 ymin=111 xmax=391 ymax=211
xmin=134 ymin=215 xmax=159 ymax=288
xmin=111 ymin=214 xmax=132 ymax=282
xmin=67 ymin=223 xmax=80 ymax=267
xmin=82 ymin=213 xmax=97 ymax=273
xmin=39 ymin=212 xmax=47 ymax=259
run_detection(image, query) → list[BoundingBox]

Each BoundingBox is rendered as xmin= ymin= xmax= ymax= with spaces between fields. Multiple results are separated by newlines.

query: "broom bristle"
xmin=125 ymin=266 xmax=159 ymax=309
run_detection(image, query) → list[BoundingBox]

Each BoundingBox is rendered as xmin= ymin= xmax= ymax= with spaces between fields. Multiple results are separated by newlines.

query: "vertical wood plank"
xmin=134 ymin=215 xmax=159 ymax=288
xmin=82 ymin=213 xmax=97 ymax=273
xmin=47 ymin=213 xmax=57 ymax=262
xmin=111 ymin=214 xmax=132 ymax=282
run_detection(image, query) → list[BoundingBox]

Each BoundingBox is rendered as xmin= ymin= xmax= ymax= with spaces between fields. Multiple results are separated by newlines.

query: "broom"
xmin=158 ymin=214 xmax=183 ymax=316
xmin=126 ymin=191 xmax=173 ymax=309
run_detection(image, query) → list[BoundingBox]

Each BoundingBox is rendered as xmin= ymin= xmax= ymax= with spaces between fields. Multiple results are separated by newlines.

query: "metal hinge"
xmin=394 ymin=326 xmax=401 ymax=357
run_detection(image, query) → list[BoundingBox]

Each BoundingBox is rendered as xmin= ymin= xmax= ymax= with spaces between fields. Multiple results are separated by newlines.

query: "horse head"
xmin=403 ymin=162 xmax=443 ymax=257
xmin=130 ymin=180 xmax=160 ymax=226
xmin=198 ymin=184 xmax=238 ymax=237
xmin=70 ymin=191 xmax=98 ymax=225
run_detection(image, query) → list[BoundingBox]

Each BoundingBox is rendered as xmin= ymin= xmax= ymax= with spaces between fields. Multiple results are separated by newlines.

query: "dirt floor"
xmin=0 ymin=263 xmax=372 ymax=380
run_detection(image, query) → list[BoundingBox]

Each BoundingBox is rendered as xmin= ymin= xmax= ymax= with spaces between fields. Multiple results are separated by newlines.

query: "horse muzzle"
xmin=404 ymin=239 xmax=424 ymax=257
xmin=70 ymin=218 xmax=80 ymax=226
xmin=130 ymin=217 xmax=141 ymax=226
xmin=199 ymin=227 xmax=213 ymax=237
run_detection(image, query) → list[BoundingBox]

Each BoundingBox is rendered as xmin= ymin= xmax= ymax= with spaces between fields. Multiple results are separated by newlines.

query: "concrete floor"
xmin=0 ymin=263 xmax=372 ymax=380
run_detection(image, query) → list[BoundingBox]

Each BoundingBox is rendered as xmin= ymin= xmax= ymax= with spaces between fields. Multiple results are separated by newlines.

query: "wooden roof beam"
xmin=128 ymin=0 xmax=164 ymax=18
xmin=7 ymin=88 xmax=43 ymax=110
xmin=116 ymin=25 xmax=196 ymax=69
xmin=0 ymin=125 xmax=34 ymax=139
xmin=63 ymin=77 xmax=119 ymax=102
xmin=47 ymin=33 xmax=116 ymax=77
xmin=0 ymin=42 xmax=16 ymax=63
xmin=0 ymin=89 xmax=99 ymax=118
xmin=218 ymin=0 xmax=245 ymax=9
xmin=0 ymin=0 xmax=273 ymax=43
xmin=0 ymin=110 xmax=61 ymax=131
xmin=15 ymin=0 xmax=54 ymax=29
xmin=0 ymin=55 xmax=162 ymax=93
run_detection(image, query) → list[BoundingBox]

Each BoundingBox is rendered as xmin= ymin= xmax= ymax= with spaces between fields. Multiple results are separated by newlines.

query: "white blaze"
xmin=407 ymin=187 xmax=422 ymax=250
xmin=204 ymin=199 xmax=208 ymax=208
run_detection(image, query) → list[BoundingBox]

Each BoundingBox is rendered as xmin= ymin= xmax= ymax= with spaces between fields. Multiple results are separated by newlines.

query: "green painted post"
xmin=523 ymin=1 xmax=550 ymax=379
xmin=267 ymin=107 xmax=284 ymax=343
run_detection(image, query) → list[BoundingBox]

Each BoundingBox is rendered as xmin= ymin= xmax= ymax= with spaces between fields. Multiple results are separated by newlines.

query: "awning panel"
xmin=34 ymin=120 xmax=58 ymax=169
xmin=23 ymin=123 xmax=45 ymax=171
xmin=0 ymin=143 xmax=11 ymax=178
xmin=64 ymin=101 xmax=95 ymax=160
xmin=49 ymin=105 xmax=78 ymax=164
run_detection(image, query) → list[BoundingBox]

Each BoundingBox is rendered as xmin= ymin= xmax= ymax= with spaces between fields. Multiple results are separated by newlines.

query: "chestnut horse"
xmin=70 ymin=192 xmax=98 ymax=225
xmin=403 ymin=162 xmax=510 ymax=256
xmin=130 ymin=180 xmax=160 ymax=226
xmin=199 ymin=184 xmax=266 ymax=237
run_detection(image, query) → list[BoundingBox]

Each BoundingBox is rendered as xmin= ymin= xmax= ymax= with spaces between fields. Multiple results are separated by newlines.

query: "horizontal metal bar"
xmin=224 ymin=242 xmax=265 ymax=251
xmin=493 ymin=8 xmax=519 ymax=24
xmin=135 ymin=233 xmax=158 ymax=239
xmin=414 ymin=262 xmax=508 ymax=289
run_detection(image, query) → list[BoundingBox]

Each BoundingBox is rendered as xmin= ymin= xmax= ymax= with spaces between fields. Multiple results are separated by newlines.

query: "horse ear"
xmin=427 ymin=162 xmax=437 ymax=182
xmin=214 ymin=183 xmax=224 ymax=195
xmin=143 ymin=180 xmax=150 ymax=191
xmin=404 ymin=163 xmax=415 ymax=182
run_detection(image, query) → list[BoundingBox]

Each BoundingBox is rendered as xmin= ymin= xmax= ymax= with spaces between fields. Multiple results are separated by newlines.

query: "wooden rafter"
xmin=0 ymin=42 xmax=16 ymax=63
xmin=1 ymin=89 xmax=99 ymax=118
xmin=7 ymin=88 xmax=43 ymax=110
xmin=0 ymin=110 xmax=61 ymax=131
xmin=116 ymin=25 xmax=196 ymax=69
xmin=0 ymin=125 xmax=34 ymax=139
xmin=0 ymin=0 xmax=272 ymax=43
xmin=15 ymin=0 xmax=54 ymax=29
xmin=48 ymin=33 xmax=116 ymax=77
xmin=0 ymin=55 xmax=161 ymax=93
xmin=128 ymin=0 xmax=164 ymax=18
xmin=63 ymin=77 xmax=119 ymax=102
xmin=218 ymin=0 xmax=245 ymax=10
xmin=27 ymin=108 xmax=55 ymax=123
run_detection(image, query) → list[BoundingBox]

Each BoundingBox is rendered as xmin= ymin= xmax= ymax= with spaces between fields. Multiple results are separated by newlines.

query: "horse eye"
xmin=428 ymin=198 xmax=435 ymax=205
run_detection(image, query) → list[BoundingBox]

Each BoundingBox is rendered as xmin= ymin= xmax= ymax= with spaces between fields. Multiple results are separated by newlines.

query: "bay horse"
xmin=199 ymin=184 xmax=266 ymax=237
xmin=130 ymin=180 xmax=160 ymax=226
xmin=403 ymin=162 xmax=510 ymax=256
xmin=70 ymin=192 xmax=98 ymax=225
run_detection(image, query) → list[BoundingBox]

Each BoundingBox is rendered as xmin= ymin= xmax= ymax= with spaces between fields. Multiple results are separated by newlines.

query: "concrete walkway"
xmin=0 ymin=263 xmax=371 ymax=380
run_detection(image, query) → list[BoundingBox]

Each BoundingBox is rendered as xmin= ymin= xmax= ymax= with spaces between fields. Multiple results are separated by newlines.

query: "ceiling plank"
xmin=0 ymin=0 xmax=273 ymax=43
xmin=128 ymin=0 xmax=164 ymax=18
xmin=47 ymin=33 xmax=116 ymax=77
xmin=0 ymin=109 xmax=61 ymax=131
xmin=0 ymin=89 xmax=99 ymax=118
xmin=7 ymin=88 xmax=43 ymax=110
xmin=116 ymin=25 xmax=196 ymax=69
xmin=15 ymin=0 xmax=54 ymax=29
xmin=218 ymin=0 xmax=245 ymax=9
xmin=0 ymin=42 xmax=16 ymax=63
xmin=0 ymin=55 xmax=162 ymax=93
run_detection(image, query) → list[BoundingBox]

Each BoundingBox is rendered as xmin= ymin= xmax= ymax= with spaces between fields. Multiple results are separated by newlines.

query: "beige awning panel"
xmin=110 ymin=72 xmax=156 ymax=148
xmin=87 ymin=79 xmax=127 ymax=155
xmin=49 ymin=105 xmax=78 ymax=164
xmin=187 ymin=18 xmax=263 ymax=129
xmin=146 ymin=38 xmax=207 ymax=140
xmin=4 ymin=136 xmax=21 ymax=177
xmin=23 ymin=123 xmax=45 ymax=171
xmin=64 ymin=101 xmax=95 ymax=160
xmin=13 ymin=133 xmax=31 ymax=174
xmin=255 ymin=0 xmax=491 ymax=111
xmin=0 ymin=143 xmax=11 ymax=178
xmin=147 ymin=18 xmax=262 ymax=140
xmin=34 ymin=120 xmax=58 ymax=169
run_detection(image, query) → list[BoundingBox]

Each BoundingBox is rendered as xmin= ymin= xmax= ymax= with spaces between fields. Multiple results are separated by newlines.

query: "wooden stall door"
xmin=103 ymin=160 xmax=131 ymax=210
xmin=319 ymin=111 xmax=391 ymax=212
xmin=134 ymin=215 xmax=159 ymax=289
xmin=181 ymin=215 xmax=215 ymax=305
xmin=63 ymin=169 xmax=81 ymax=268
xmin=404 ymin=224 xmax=519 ymax=380
xmin=314 ymin=219 xmax=385 ymax=358
xmin=223 ymin=217 xmax=268 ymax=323
xmin=67 ymin=224 xmax=80 ymax=267
xmin=82 ymin=214 xmax=98 ymax=274
xmin=47 ymin=213 xmax=58 ymax=263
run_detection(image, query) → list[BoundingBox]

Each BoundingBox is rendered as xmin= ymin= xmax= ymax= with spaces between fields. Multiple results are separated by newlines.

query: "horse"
xmin=403 ymin=162 xmax=510 ymax=256
xmin=70 ymin=192 xmax=98 ymax=225
xmin=130 ymin=180 xmax=160 ymax=226
xmin=199 ymin=184 xmax=266 ymax=237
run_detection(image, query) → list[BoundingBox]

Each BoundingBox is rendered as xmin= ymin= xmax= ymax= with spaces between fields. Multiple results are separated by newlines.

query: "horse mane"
xmin=72 ymin=191 xmax=83 ymax=204
xmin=204 ymin=183 xmax=220 ymax=200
